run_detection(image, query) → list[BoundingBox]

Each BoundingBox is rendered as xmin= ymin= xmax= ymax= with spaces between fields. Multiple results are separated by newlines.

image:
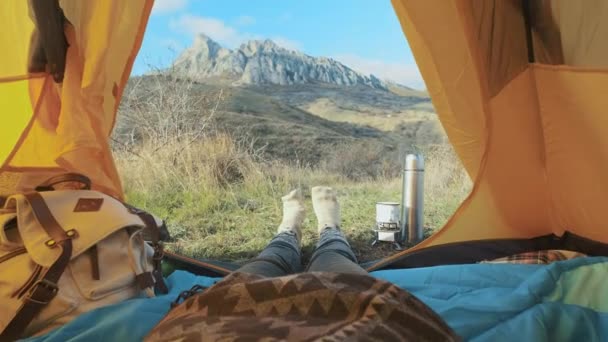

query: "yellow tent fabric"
xmin=380 ymin=0 xmax=608 ymax=263
xmin=2 ymin=0 xmax=607 ymax=262
xmin=0 ymin=0 xmax=153 ymax=199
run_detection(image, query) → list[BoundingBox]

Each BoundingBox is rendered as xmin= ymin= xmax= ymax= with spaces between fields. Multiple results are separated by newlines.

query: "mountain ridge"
xmin=173 ymin=34 xmax=397 ymax=90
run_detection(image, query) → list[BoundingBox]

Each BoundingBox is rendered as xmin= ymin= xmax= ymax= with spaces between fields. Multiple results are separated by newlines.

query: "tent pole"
xmin=522 ymin=0 xmax=535 ymax=63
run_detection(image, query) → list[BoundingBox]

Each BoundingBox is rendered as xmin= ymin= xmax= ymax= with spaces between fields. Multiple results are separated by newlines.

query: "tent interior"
xmin=2 ymin=0 xmax=608 ymax=340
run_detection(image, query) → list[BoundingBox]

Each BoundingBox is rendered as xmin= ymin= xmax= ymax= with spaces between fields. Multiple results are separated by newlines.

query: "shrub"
xmin=320 ymin=140 xmax=400 ymax=180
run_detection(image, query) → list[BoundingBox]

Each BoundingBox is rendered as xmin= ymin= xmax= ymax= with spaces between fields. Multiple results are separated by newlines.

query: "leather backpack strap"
xmin=139 ymin=211 xmax=168 ymax=294
xmin=35 ymin=173 xmax=92 ymax=192
xmin=140 ymin=211 xmax=168 ymax=294
xmin=124 ymin=204 xmax=169 ymax=294
xmin=0 ymin=193 xmax=73 ymax=341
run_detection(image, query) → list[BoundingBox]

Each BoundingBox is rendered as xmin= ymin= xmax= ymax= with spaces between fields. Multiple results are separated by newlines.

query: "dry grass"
xmin=423 ymin=145 xmax=472 ymax=229
xmin=113 ymin=73 xmax=472 ymax=263
xmin=115 ymin=136 xmax=471 ymax=263
xmin=301 ymin=97 xmax=446 ymax=146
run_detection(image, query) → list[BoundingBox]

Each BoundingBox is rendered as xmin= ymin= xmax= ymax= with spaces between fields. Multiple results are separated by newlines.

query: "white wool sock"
xmin=277 ymin=189 xmax=306 ymax=243
xmin=312 ymin=186 xmax=341 ymax=234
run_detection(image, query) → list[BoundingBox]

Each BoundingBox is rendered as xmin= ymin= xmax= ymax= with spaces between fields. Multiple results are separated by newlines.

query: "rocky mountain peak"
xmin=189 ymin=34 xmax=227 ymax=59
xmin=239 ymin=39 xmax=285 ymax=57
xmin=173 ymin=35 xmax=388 ymax=90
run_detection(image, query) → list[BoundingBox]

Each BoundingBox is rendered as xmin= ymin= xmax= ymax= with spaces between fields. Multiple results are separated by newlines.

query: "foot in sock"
xmin=277 ymin=189 xmax=306 ymax=243
xmin=311 ymin=186 xmax=341 ymax=234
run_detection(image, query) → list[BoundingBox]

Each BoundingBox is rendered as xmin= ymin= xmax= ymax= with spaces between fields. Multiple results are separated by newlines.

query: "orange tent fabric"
xmin=0 ymin=0 xmax=153 ymax=199
xmin=1 ymin=0 xmax=607 ymax=261
xmin=383 ymin=0 xmax=608 ymax=262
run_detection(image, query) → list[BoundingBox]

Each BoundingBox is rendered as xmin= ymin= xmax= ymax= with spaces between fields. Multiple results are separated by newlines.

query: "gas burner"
xmin=375 ymin=222 xmax=399 ymax=231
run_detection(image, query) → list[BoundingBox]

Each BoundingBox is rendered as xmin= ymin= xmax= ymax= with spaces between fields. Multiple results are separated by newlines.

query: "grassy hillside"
xmin=113 ymin=74 xmax=472 ymax=263
xmin=216 ymin=84 xmax=396 ymax=163
xmin=116 ymin=75 xmax=405 ymax=165
xmin=385 ymin=82 xmax=429 ymax=98
xmin=251 ymin=83 xmax=445 ymax=147
xmin=116 ymin=135 xmax=470 ymax=263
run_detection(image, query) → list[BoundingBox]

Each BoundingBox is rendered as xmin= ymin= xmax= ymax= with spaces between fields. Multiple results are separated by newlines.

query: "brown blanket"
xmin=146 ymin=272 xmax=459 ymax=341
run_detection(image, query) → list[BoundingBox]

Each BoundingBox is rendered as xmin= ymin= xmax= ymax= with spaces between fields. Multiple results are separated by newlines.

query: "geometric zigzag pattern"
xmin=146 ymin=272 xmax=460 ymax=341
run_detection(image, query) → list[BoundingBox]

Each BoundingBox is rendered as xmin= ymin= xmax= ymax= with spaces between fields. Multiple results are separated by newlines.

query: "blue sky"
xmin=135 ymin=0 xmax=424 ymax=89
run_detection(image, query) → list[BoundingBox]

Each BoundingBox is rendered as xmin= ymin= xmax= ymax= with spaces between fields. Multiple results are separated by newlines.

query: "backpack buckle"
xmin=25 ymin=279 xmax=59 ymax=305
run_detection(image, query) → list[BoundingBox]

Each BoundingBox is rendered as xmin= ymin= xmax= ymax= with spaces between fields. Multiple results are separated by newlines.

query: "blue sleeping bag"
xmin=25 ymin=257 xmax=608 ymax=341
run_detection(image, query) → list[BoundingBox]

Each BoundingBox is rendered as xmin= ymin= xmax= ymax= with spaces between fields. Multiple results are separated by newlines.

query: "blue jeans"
xmin=237 ymin=228 xmax=367 ymax=277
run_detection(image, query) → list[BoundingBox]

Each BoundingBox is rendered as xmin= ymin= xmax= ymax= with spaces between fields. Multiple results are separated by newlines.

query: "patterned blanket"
xmin=146 ymin=272 xmax=459 ymax=341
xmin=481 ymin=249 xmax=586 ymax=264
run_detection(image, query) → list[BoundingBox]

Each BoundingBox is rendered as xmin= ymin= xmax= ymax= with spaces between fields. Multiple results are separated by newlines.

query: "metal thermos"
xmin=400 ymin=154 xmax=424 ymax=243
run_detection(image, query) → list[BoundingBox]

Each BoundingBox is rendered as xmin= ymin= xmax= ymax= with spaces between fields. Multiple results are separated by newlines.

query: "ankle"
xmin=318 ymin=224 xmax=340 ymax=231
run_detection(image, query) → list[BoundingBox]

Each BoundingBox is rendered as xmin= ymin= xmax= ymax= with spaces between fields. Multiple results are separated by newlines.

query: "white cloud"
xmin=170 ymin=14 xmax=303 ymax=51
xmin=235 ymin=15 xmax=256 ymax=27
xmin=152 ymin=0 xmax=188 ymax=14
xmin=332 ymin=54 xmax=425 ymax=89
xmin=170 ymin=15 xmax=247 ymax=47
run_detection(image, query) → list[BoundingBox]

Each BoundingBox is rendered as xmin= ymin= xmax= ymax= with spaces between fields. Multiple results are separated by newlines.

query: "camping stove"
xmin=371 ymin=153 xmax=425 ymax=250
xmin=371 ymin=202 xmax=403 ymax=250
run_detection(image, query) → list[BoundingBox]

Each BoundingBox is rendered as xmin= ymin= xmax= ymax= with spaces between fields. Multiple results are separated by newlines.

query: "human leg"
xmin=236 ymin=190 xmax=306 ymax=277
xmin=306 ymin=186 xmax=367 ymax=275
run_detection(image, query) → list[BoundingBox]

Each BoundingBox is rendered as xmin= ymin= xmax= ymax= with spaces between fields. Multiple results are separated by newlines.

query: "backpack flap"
xmin=6 ymin=190 xmax=145 ymax=267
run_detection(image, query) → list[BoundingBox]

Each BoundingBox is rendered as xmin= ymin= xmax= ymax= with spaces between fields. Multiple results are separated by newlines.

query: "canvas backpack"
xmin=0 ymin=174 xmax=169 ymax=340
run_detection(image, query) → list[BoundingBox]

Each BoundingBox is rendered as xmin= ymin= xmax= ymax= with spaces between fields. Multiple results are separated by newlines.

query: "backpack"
xmin=0 ymin=173 xmax=168 ymax=340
